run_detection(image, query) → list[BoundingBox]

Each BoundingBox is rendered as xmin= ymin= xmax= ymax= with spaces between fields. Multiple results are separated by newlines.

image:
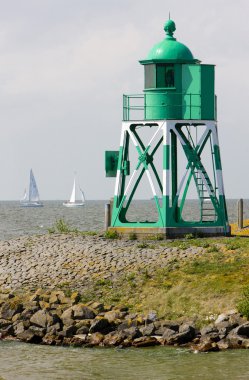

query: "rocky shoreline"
xmin=0 ymin=289 xmax=249 ymax=352
xmin=0 ymin=233 xmax=249 ymax=352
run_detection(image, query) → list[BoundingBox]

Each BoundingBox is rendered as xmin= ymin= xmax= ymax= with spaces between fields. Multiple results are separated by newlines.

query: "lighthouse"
xmin=105 ymin=19 xmax=230 ymax=238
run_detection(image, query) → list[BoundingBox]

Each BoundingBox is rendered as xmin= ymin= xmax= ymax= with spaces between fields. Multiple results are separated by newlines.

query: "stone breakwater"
xmin=0 ymin=234 xmax=249 ymax=351
xmin=0 ymin=233 xmax=204 ymax=291
xmin=0 ymin=289 xmax=249 ymax=352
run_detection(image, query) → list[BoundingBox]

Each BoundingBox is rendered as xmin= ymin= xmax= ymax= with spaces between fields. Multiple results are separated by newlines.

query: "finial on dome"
xmin=164 ymin=19 xmax=176 ymax=38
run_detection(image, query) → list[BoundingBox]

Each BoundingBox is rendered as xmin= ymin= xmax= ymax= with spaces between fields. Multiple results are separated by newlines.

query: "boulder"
xmin=13 ymin=321 xmax=26 ymax=336
xmin=88 ymin=332 xmax=104 ymax=346
xmin=61 ymin=308 xmax=74 ymax=327
xmin=162 ymin=328 xmax=176 ymax=342
xmin=30 ymin=310 xmax=59 ymax=328
xmin=102 ymin=331 xmax=126 ymax=347
xmin=21 ymin=306 xmax=40 ymax=320
xmin=154 ymin=321 xmax=179 ymax=335
xmin=139 ymin=323 xmax=156 ymax=336
xmin=122 ymin=326 xmax=142 ymax=340
xmin=167 ymin=324 xmax=196 ymax=345
xmin=89 ymin=318 xmax=113 ymax=334
xmin=192 ymin=337 xmax=219 ymax=352
xmin=132 ymin=336 xmax=160 ymax=348
xmin=58 ymin=325 xmax=77 ymax=338
xmin=17 ymin=328 xmax=43 ymax=343
xmin=0 ymin=302 xmax=23 ymax=320
xmin=227 ymin=322 xmax=249 ymax=348
xmin=76 ymin=325 xmax=89 ymax=335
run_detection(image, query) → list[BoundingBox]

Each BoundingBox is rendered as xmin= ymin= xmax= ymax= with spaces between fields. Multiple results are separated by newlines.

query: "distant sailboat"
xmin=63 ymin=175 xmax=85 ymax=208
xmin=20 ymin=169 xmax=43 ymax=207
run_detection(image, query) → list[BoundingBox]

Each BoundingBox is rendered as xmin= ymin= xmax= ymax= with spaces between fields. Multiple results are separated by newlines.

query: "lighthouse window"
xmin=156 ymin=64 xmax=175 ymax=88
xmin=144 ymin=64 xmax=156 ymax=88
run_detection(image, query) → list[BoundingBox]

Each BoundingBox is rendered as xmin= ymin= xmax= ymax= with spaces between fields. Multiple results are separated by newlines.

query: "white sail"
xmin=29 ymin=169 xmax=40 ymax=202
xmin=69 ymin=178 xmax=76 ymax=203
xmin=63 ymin=174 xmax=85 ymax=207
xmin=21 ymin=189 xmax=28 ymax=202
xmin=20 ymin=169 xmax=43 ymax=207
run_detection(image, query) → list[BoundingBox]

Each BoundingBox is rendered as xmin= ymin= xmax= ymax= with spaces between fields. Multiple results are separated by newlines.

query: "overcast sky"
xmin=0 ymin=0 xmax=248 ymax=200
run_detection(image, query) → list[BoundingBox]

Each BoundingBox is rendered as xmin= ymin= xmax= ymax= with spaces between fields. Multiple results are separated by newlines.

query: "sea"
xmin=0 ymin=199 xmax=248 ymax=380
xmin=0 ymin=199 xmax=247 ymax=240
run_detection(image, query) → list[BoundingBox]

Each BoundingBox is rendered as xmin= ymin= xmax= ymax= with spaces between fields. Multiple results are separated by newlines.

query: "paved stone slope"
xmin=0 ymin=234 xmax=203 ymax=290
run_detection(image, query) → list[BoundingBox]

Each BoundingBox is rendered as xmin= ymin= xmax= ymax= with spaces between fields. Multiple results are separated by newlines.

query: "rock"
xmin=200 ymin=325 xmax=218 ymax=336
xmin=102 ymin=331 xmax=126 ymax=347
xmin=88 ymin=332 xmax=104 ymax=346
xmin=21 ymin=306 xmax=40 ymax=320
xmin=88 ymin=302 xmax=105 ymax=313
xmin=0 ymin=301 xmax=23 ymax=320
xmin=132 ymin=336 xmax=160 ymax=347
xmin=139 ymin=323 xmax=155 ymax=336
xmin=13 ymin=321 xmax=26 ymax=336
xmin=70 ymin=292 xmax=80 ymax=304
xmin=104 ymin=310 xmax=124 ymax=323
xmin=76 ymin=325 xmax=89 ymax=335
xmin=29 ymin=326 xmax=46 ymax=338
xmin=154 ymin=321 xmax=179 ymax=335
xmin=47 ymin=323 xmax=62 ymax=335
xmin=89 ymin=318 xmax=112 ymax=334
xmin=167 ymin=324 xmax=196 ymax=345
xmin=0 ymin=319 xmax=12 ymax=329
xmin=226 ymin=323 xmax=249 ymax=348
xmin=162 ymin=328 xmax=176 ymax=341
xmin=192 ymin=337 xmax=219 ymax=352
xmin=61 ymin=308 xmax=74 ymax=326
xmin=42 ymin=334 xmax=57 ymax=345
xmin=145 ymin=311 xmax=158 ymax=323
xmin=58 ymin=325 xmax=77 ymax=338
xmin=30 ymin=310 xmax=59 ymax=328
xmin=123 ymin=326 xmax=142 ymax=340
xmin=72 ymin=304 xmax=96 ymax=320
xmin=217 ymin=339 xmax=230 ymax=350
xmin=17 ymin=328 xmax=43 ymax=343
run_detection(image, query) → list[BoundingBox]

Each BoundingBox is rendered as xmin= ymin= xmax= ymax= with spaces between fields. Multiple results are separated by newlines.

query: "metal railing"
xmin=123 ymin=92 xmax=202 ymax=121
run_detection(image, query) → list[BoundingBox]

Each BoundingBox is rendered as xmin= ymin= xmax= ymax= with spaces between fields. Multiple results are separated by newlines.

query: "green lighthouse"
xmin=106 ymin=19 xmax=230 ymax=237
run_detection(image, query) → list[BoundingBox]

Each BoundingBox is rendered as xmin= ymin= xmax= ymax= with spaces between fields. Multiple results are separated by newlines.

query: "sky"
xmin=0 ymin=0 xmax=248 ymax=200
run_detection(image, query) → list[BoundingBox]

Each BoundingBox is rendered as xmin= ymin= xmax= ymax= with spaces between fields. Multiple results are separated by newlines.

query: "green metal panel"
xmin=144 ymin=90 xmax=182 ymax=120
xmin=105 ymin=151 xmax=119 ymax=177
xmin=182 ymin=64 xmax=201 ymax=119
xmin=201 ymin=65 xmax=215 ymax=120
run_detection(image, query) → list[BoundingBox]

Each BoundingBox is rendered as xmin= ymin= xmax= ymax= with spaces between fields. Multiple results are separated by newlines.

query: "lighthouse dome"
xmin=143 ymin=20 xmax=198 ymax=63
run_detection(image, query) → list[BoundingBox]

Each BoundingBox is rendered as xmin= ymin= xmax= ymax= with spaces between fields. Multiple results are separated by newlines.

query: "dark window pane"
xmin=156 ymin=64 xmax=174 ymax=88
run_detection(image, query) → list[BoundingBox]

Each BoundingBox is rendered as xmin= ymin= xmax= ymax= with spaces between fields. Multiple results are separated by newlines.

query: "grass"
xmin=48 ymin=219 xmax=97 ymax=236
xmin=62 ymin=234 xmax=249 ymax=323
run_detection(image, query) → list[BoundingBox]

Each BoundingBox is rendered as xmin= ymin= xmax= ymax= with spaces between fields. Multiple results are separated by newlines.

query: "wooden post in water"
xmin=104 ymin=203 xmax=111 ymax=231
xmin=238 ymin=199 xmax=243 ymax=229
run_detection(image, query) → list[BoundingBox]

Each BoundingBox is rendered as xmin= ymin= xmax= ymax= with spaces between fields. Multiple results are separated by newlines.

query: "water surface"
xmin=0 ymin=341 xmax=249 ymax=380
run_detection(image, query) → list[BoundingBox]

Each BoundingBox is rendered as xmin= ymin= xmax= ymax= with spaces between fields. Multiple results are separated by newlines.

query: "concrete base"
xmin=108 ymin=226 xmax=231 ymax=239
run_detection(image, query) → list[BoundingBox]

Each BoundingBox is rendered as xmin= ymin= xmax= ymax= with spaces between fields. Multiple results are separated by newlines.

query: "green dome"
xmin=140 ymin=20 xmax=198 ymax=64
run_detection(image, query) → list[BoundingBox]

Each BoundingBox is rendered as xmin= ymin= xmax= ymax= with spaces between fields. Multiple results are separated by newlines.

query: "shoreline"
xmin=0 ymin=232 xmax=249 ymax=351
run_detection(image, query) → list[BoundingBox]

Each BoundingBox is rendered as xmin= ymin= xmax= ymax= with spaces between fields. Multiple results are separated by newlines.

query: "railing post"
xmin=104 ymin=203 xmax=111 ymax=231
xmin=238 ymin=198 xmax=244 ymax=229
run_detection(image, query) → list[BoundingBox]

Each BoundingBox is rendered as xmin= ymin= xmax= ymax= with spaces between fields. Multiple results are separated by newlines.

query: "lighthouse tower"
xmin=105 ymin=19 xmax=230 ymax=238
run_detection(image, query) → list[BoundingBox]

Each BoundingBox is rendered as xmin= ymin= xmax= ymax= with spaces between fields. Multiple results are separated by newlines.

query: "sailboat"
xmin=63 ymin=175 xmax=85 ymax=207
xmin=20 ymin=169 xmax=43 ymax=207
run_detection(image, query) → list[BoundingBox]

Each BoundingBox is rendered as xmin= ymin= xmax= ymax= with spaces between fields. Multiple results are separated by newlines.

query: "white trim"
xmin=146 ymin=169 xmax=157 ymax=196
xmin=124 ymin=169 xmax=137 ymax=196
xmin=114 ymin=170 xmax=121 ymax=196
xmin=176 ymin=168 xmax=189 ymax=196
xmin=216 ymin=169 xmax=224 ymax=195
